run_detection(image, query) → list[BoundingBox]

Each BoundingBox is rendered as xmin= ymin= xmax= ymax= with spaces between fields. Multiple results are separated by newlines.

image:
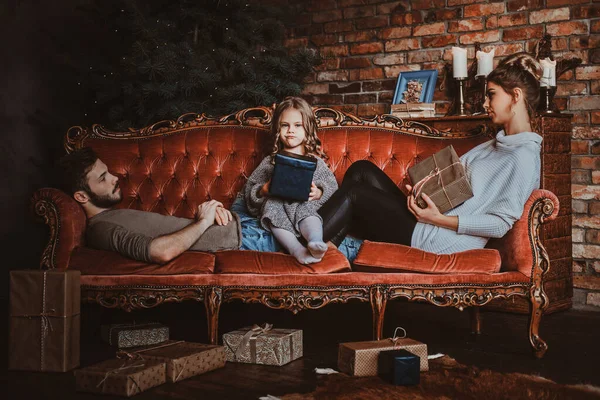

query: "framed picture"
xmin=392 ymin=70 xmax=438 ymax=104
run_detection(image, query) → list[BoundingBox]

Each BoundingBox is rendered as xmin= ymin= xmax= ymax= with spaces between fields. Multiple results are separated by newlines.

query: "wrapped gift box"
xmin=223 ymin=325 xmax=303 ymax=366
xmin=338 ymin=337 xmax=428 ymax=376
xmin=101 ymin=323 xmax=169 ymax=348
xmin=74 ymin=358 xmax=166 ymax=397
xmin=408 ymin=145 xmax=473 ymax=214
xmin=131 ymin=340 xmax=226 ymax=383
xmin=269 ymin=151 xmax=317 ymax=201
xmin=9 ymin=269 xmax=80 ymax=372
xmin=378 ymin=349 xmax=420 ymax=386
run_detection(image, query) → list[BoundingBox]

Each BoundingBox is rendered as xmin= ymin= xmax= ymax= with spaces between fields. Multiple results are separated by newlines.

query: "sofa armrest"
xmin=31 ymin=188 xmax=87 ymax=270
xmin=486 ymin=189 xmax=559 ymax=278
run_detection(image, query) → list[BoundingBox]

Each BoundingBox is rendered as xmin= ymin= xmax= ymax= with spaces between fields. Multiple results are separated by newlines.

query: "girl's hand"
xmin=308 ymin=183 xmax=322 ymax=201
xmin=259 ymin=179 xmax=271 ymax=197
xmin=405 ymin=184 xmax=442 ymax=225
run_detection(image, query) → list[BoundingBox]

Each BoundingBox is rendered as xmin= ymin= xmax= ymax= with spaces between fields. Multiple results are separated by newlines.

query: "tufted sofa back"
xmin=67 ymin=108 xmax=491 ymax=219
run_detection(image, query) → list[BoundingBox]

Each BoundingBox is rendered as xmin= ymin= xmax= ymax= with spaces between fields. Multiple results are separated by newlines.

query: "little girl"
xmin=243 ymin=97 xmax=338 ymax=264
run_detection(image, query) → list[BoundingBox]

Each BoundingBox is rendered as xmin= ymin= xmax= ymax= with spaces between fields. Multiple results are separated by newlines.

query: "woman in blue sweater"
xmin=319 ymin=52 xmax=544 ymax=254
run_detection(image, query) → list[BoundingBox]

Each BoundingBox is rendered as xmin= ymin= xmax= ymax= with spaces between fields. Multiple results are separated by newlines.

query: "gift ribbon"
xmin=235 ymin=323 xmax=273 ymax=362
xmin=411 ymin=156 xmax=462 ymax=210
xmin=96 ymin=357 xmax=146 ymax=395
xmin=10 ymin=271 xmax=81 ymax=371
xmin=128 ymin=340 xmax=191 ymax=381
xmin=389 ymin=327 xmax=407 ymax=348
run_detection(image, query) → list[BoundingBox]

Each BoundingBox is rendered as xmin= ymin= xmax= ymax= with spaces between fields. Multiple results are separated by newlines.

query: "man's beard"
xmin=88 ymin=186 xmax=122 ymax=208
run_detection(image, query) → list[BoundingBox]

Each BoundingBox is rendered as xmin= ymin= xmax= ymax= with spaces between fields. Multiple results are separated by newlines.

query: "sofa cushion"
xmin=352 ymin=241 xmax=501 ymax=274
xmin=214 ymin=243 xmax=351 ymax=274
xmin=69 ymin=247 xmax=215 ymax=275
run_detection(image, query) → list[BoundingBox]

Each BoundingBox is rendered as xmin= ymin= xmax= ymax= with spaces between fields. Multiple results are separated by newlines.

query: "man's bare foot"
xmin=308 ymin=241 xmax=328 ymax=259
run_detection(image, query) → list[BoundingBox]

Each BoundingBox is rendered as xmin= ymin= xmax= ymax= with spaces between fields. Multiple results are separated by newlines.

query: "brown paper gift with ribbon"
xmin=74 ymin=356 xmax=166 ymax=397
xmin=408 ymin=145 xmax=473 ymax=214
xmin=223 ymin=324 xmax=303 ymax=366
xmin=338 ymin=328 xmax=428 ymax=376
xmin=128 ymin=340 xmax=226 ymax=383
xmin=9 ymin=269 xmax=81 ymax=372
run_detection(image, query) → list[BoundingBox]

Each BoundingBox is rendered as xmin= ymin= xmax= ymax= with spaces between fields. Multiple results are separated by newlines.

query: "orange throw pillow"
xmin=353 ymin=241 xmax=501 ymax=274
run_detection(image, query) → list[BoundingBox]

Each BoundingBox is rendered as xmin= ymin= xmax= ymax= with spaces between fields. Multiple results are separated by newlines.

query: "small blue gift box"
xmin=269 ymin=151 xmax=317 ymax=201
xmin=378 ymin=349 xmax=420 ymax=386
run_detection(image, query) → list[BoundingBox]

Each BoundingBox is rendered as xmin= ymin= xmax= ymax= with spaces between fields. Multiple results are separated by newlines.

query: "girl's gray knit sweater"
xmin=244 ymin=155 xmax=338 ymax=236
xmin=411 ymin=130 xmax=542 ymax=254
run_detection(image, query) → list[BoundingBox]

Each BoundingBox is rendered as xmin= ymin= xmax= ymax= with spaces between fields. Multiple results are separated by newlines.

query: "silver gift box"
xmin=223 ymin=326 xmax=302 ymax=366
xmin=101 ymin=323 xmax=169 ymax=348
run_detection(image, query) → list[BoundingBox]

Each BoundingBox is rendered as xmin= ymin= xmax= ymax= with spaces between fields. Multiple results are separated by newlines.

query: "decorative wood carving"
xmin=32 ymin=198 xmax=60 ymax=269
xmin=527 ymin=197 xmax=555 ymax=358
xmin=222 ymin=287 xmax=370 ymax=314
xmin=64 ymin=106 xmax=274 ymax=153
xmin=81 ymin=287 xmax=206 ymax=312
xmin=65 ymin=106 xmax=487 ymax=155
xmin=387 ymin=284 xmax=529 ymax=311
xmin=370 ymin=286 xmax=388 ymax=341
xmin=205 ymin=287 xmax=223 ymax=345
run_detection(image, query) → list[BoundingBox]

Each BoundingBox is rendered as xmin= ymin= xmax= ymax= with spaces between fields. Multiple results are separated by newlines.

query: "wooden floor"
xmin=3 ymin=299 xmax=600 ymax=399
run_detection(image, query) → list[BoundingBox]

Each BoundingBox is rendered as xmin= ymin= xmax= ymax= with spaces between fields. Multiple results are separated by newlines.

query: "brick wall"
xmin=282 ymin=0 xmax=600 ymax=310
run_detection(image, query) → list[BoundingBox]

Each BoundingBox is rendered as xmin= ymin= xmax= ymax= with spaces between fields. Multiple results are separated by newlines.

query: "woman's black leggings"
xmin=319 ymin=160 xmax=417 ymax=246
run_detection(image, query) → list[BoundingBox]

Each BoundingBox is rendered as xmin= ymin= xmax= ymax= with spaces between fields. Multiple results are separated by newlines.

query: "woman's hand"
xmin=405 ymin=184 xmax=443 ymax=225
xmin=308 ymin=183 xmax=323 ymax=201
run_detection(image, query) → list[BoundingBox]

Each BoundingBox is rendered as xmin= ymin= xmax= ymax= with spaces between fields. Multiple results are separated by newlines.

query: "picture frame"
xmin=392 ymin=70 xmax=438 ymax=104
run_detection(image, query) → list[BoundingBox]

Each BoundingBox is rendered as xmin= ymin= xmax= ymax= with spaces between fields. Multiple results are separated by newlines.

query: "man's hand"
xmin=196 ymin=199 xmax=224 ymax=225
xmin=259 ymin=179 xmax=271 ymax=197
xmin=215 ymin=206 xmax=232 ymax=226
xmin=308 ymin=183 xmax=323 ymax=201
xmin=405 ymin=184 xmax=442 ymax=225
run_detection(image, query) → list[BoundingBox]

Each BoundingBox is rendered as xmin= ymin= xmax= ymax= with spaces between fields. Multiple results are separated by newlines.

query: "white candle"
xmin=476 ymin=48 xmax=495 ymax=77
xmin=452 ymin=47 xmax=468 ymax=79
xmin=540 ymin=58 xmax=557 ymax=87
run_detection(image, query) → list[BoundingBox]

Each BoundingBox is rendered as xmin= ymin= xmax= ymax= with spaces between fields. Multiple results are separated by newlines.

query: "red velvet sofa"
xmin=32 ymin=107 xmax=559 ymax=358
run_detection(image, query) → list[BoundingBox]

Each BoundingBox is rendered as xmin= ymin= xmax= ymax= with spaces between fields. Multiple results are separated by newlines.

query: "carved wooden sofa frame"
xmin=33 ymin=107 xmax=558 ymax=358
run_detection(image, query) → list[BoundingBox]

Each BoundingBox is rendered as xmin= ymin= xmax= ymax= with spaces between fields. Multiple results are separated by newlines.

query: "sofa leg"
xmin=469 ymin=307 xmax=481 ymax=334
xmin=529 ymin=292 xmax=548 ymax=359
xmin=370 ymin=286 xmax=387 ymax=341
xmin=205 ymin=287 xmax=222 ymax=345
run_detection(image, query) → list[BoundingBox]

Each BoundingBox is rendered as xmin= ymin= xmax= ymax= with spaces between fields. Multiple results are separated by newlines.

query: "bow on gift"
xmin=235 ymin=323 xmax=273 ymax=360
xmin=411 ymin=158 xmax=462 ymax=209
xmin=389 ymin=327 xmax=407 ymax=347
xmin=97 ymin=353 xmax=146 ymax=394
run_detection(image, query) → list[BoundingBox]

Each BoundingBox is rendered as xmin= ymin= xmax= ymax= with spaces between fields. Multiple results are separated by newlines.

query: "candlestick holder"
xmin=537 ymin=86 xmax=557 ymax=114
xmin=470 ymin=75 xmax=487 ymax=115
xmin=453 ymin=77 xmax=469 ymax=116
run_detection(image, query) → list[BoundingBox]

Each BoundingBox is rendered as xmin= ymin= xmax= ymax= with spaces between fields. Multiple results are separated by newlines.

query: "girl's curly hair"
xmin=270 ymin=96 xmax=327 ymax=162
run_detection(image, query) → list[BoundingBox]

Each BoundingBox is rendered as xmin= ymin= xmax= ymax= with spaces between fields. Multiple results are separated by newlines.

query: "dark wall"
xmin=1 ymin=0 xmax=97 ymax=298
